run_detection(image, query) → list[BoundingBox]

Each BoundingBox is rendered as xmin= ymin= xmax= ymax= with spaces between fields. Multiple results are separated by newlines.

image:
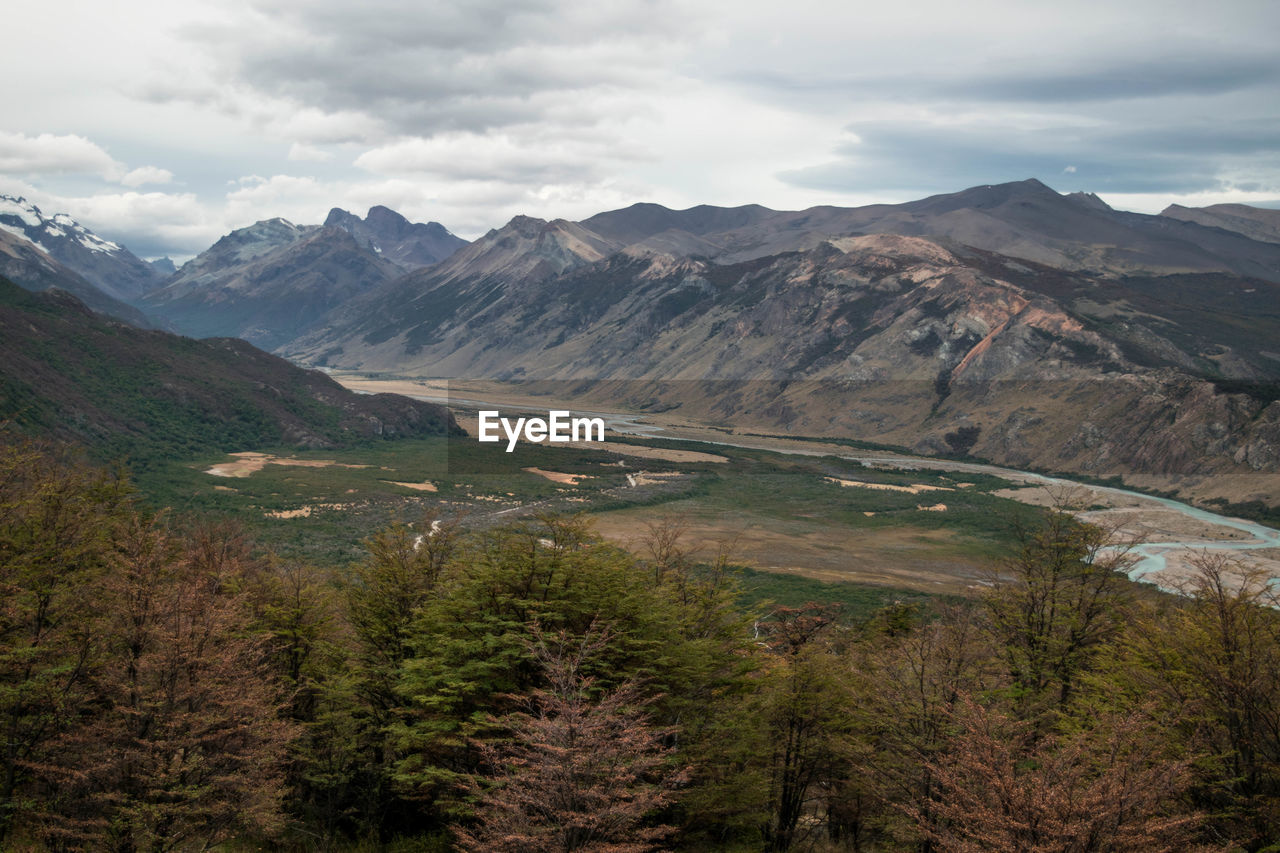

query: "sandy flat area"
xmin=524 ymin=467 xmax=592 ymax=485
xmin=205 ymin=452 xmax=369 ymax=478
xmin=384 ymin=480 xmax=438 ymax=491
xmin=264 ymin=502 xmax=353 ymax=519
xmin=826 ymin=477 xmax=952 ymax=494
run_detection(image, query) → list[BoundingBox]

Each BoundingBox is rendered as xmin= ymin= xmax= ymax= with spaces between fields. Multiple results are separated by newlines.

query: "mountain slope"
xmin=141 ymin=222 xmax=403 ymax=349
xmin=324 ymin=205 xmax=467 ymax=269
xmin=288 ymin=214 xmax=624 ymax=364
xmin=0 ymin=228 xmax=153 ymax=327
xmin=285 ymin=222 xmax=1280 ymax=506
xmin=0 ymin=277 xmax=459 ymax=466
xmin=0 ymin=195 xmax=162 ymax=301
xmin=1161 ymin=203 xmax=1280 ymax=245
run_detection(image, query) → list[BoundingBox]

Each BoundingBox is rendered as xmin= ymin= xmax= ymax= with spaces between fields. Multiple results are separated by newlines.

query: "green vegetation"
xmin=128 ymin=431 xmax=1030 ymax=571
xmin=6 ymin=440 xmax=1280 ymax=851
xmin=0 ymin=277 xmax=456 ymax=473
xmin=727 ymin=564 xmax=955 ymax=623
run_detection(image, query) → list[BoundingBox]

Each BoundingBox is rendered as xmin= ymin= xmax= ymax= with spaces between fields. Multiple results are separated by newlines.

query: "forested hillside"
xmin=3 ymin=441 xmax=1278 ymax=851
xmin=0 ymin=277 xmax=459 ymax=468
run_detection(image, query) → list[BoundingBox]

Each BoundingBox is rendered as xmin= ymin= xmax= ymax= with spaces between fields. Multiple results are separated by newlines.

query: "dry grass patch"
xmin=524 ymin=467 xmax=592 ymax=485
xmin=825 ymin=476 xmax=952 ymax=495
xmin=384 ymin=480 xmax=438 ymax=492
xmin=590 ymin=508 xmax=986 ymax=594
xmin=205 ymin=452 xmax=370 ymax=478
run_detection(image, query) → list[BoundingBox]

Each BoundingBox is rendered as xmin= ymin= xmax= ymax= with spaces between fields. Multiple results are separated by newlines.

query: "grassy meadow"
xmin=131 ymin=429 xmax=1035 ymax=594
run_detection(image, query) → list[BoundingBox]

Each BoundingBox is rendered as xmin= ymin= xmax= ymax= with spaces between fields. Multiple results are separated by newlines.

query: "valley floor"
xmin=329 ymin=374 xmax=1280 ymax=592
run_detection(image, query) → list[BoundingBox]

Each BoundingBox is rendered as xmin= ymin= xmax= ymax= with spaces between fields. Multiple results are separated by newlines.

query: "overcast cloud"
xmin=2 ymin=0 xmax=1277 ymax=259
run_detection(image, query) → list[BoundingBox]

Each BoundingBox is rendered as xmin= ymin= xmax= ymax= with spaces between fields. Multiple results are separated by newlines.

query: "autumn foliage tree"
xmin=911 ymin=696 xmax=1205 ymax=853
xmin=36 ymin=519 xmax=296 ymax=850
xmin=0 ymin=442 xmax=130 ymax=843
xmin=457 ymin=625 xmax=682 ymax=853
xmin=1131 ymin=554 xmax=1280 ymax=850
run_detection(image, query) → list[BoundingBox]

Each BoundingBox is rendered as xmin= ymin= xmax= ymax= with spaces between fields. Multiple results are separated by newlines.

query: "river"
xmin=350 ymin=380 xmax=1280 ymax=589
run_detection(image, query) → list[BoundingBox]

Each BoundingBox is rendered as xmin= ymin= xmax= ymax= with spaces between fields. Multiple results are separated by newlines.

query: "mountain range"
xmin=3 ymin=180 xmax=1278 ymax=506
xmin=138 ymin=207 xmax=466 ymax=348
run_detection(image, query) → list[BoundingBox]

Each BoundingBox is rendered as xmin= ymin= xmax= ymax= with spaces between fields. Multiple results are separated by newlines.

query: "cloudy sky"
xmin=3 ymin=0 xmax=1278 ymax=259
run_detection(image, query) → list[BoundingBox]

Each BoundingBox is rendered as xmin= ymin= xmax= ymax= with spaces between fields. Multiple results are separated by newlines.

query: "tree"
xmin=910 ymin=696 xmax=1205 ymax=853
xmin=346 ymin=509 xmax=461 ymax=713
xmin=341 ymin=509 xmax=463 ymax=838
xmin=0 ymin=441 xmax=130 ymax=843
xmin=983 ymin=503 xmax=1136 ymax=712
xmin=456 ymin=625 xmax=682 ymax=853
xmin=392 ymin=515 xmax=666 ymax=808
xmin=848 ymin=603 xmax=998 ymax=851
xmin=676 ymin=603 xmax=857 ymax=852
xmin=36 ymin=518 xmax=296 ymax=851
xmin=1132 ymin=554 xmax=1280 ymax=850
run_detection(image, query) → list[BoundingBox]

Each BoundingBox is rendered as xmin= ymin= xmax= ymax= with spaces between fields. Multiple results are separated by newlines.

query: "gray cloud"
xmin=180 ymin=0 xmax=688 ymax=138
xmin=5 ymin=0 xmax=1280 ymax=258
xmin=732 ymin=51 xmax=1280 ymax=106
xmin=779 ymin=114 xmax=1280 ymax=196
xmin=949 ymin=54 xmax=1280 ymax=104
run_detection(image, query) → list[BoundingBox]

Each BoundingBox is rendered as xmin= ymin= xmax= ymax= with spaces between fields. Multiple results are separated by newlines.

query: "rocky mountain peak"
xmin=323 ymin=207 xmax=362 ymax=229
xmin=0 ymin=194 xmax=160 ymax=301
xmin=1066 ymin=191 xmax=1113 ymax=212
xmin=365 ymin=204 xmax=411 ymax=233
xmin=324 ymin=204 xmax=466 ymax=269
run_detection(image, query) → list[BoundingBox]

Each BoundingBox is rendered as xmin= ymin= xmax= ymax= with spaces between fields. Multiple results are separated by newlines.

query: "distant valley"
xmin=2 ymin=181 xmax=1278 ymax=511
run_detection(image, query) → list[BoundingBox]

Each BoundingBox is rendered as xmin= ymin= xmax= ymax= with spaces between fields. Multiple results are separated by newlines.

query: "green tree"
xmin=982 ymin=506 xmax=1135 ymax=713
xmin=1130 ymin=554 xmax=1280 ymax=851
xmin=341 ymin=510 xmax=462 ymax=839
xmin=0 ymin=441 xmax=131 ymax=842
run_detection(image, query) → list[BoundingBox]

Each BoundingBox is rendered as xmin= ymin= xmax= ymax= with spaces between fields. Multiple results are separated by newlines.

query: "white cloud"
xmin=0 ymin=131 xmax=122 ymax=178
xmin=120 ymin=166 xmax=175 ymax=187
xmin=286 ymin=142 xmax=333 ymax=163
xmin=0 ymin=130 xmax=179 ymax=192
xmin=353 ymin=130 xmax=642 ymax=184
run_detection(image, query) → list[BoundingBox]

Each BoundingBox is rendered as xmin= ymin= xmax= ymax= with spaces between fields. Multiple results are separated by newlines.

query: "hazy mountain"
xmin=668 ymin=179 xmax=1280 ymax=280
xmin=1161 ymin=203 xmax=1280 ymax=246
xmin=579 ymin=202 xmax=778 ymax=247
xmin=283 ymin=184 xmax=1280 ymax=505
xmin=0 ymin=276 xmax=459 ymax=464
xmin=148 ymin=256 xmax=178 ymax=276
xmin=324 ymin=205 xmax=467 ymax=270
xmin=0 ymin=227 xmax=153 ymax=327
xmin=141 ymin=221 xmax=403 ymax=349
xmin=162 ymin=217 xmax=316 ymax=291
xmin=0 ymin=195 xmax=162 ymax=301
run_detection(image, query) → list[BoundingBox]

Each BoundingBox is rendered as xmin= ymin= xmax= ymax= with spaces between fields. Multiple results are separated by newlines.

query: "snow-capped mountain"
xmin=0 ymin=195 xmax=162 ymax=301
xmin=0 ymin=226 xmax=152 ymax=327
